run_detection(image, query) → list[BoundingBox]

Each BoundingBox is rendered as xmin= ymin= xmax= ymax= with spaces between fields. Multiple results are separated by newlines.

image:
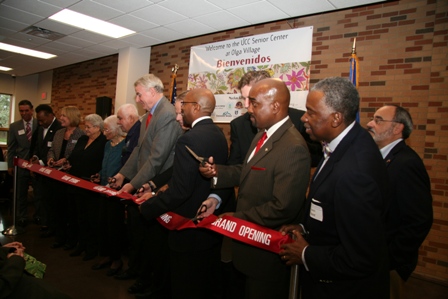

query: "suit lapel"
xmin=384 ymin=140 xmax=405 ymax=166
xmin=240 ymin=119 xmax=293 ymax=181
xmin=308 ymin=123 xmax=361 ymax=197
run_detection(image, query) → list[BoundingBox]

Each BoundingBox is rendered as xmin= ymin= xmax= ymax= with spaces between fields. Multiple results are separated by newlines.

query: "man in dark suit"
xmin=7 ymin=99 xmax=37 ymax=227
xmin=200 ymin=78 xmax=311 ymax=299
xmin=279 ymin=77 xmax=390 ymax=299
xmin=30 ymin=104 xmax=63 ymax=234
xmin=137 ymin=88 xmax=228 ymax=299
xmin=367 ymin=104 xmax=433 ymax=299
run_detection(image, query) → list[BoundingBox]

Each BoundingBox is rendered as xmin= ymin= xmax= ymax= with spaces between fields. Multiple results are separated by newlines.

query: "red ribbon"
xmin=16 ymin=158 xmax=293 ymax=254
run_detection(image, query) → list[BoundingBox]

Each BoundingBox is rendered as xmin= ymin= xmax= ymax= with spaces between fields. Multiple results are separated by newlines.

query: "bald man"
xmin=200 ymin=78 xmax=311 ymax=299
xmin=137 ymin=88 xmax=228 ymax=299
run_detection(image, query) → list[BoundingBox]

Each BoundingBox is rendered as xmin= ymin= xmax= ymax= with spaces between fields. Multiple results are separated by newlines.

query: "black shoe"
xmin=128 ymin=282 xmax=151 ymax=294
xmin=40 ymin=230 xmax=54 ymax=238
xmin=17 ymin=219 xmax=27 ymax=227
xmin=51 ymin=242 xmax=64 ymax=249
xmin=135 ymin=287 xmax=169 ymax=299
xmin=40 ymin=226 xmax=49 ymax=232
xmin=92 ymin=260 xmax=112 ymax=270
xmin=83 ymin=252 xmax=97 ymax=261
xmin=63 ymin=244 xmax=76 ymax=251
xmin=106 ymin=262 xmax=123 ymax=276
xmin=70 ymin=248 xmax=84 ymax=257
xmin=115 ymin=270 xmax=137 ymax=280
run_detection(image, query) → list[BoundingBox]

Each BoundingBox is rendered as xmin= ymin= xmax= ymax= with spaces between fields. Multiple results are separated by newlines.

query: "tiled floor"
xmin=1 ymin=197 xmax=447 ymax=299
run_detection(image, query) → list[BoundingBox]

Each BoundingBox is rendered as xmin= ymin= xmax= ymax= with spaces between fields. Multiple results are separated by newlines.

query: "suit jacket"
xmin=31 ymin=119 xmax=63 ymax=165
xmin=302 ymin=123 xmax=389 ymax=299
xmin=140 ymin=118 xmax=228 ymax=252
xmin=68 ymin=134 xmax=108 ymax=180
xmin=47 ymin=127 xmax=85 ymax=162
xmin=7 ymin=118 xmax=38 ymax=168
xmin=120 ymin=97 xmax=183 ymax=189
xmin=216 ymin=119 xmax=311 ymax=281
xmin=228 ymin=108 xmax=322 ymax=167
xmin=384 ymin=140 xmax=433 ymax=281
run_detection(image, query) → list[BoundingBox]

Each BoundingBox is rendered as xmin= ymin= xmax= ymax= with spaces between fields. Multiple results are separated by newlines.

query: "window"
xmin=0 ymin=93 xmax=11 ymax=145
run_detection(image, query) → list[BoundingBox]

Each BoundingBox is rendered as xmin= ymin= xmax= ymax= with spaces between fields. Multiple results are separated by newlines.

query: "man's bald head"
xmin=182 ymin=88 xmax=216 ymax=127
xmin=247 ymin=78 xmax=290 ymax=130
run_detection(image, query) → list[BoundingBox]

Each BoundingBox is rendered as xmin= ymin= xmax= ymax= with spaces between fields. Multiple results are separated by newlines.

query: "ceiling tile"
xmin=207 ymin=0 xmax=260 ymax=10
xmin=194 ymin=10 xmax=250 ymax=31
xmin=268 ymin=0 xmax=336 ymax=17
xmin=158 ymin=0 xmax=220 ymax=18
xmin=2 ymin=0 xmax=61 ymax=18
xmin=111 ymin=15 xmax=158 ymax=32
xmin=131 ymin=4 xmax=186 ymax=26
xmin=228 ymin=1 xmax=289 ymax=25
xmin=164 ymin=19 xmax=215 ymax=37
xmin=140 ymin=27 xmax=188 ymax=42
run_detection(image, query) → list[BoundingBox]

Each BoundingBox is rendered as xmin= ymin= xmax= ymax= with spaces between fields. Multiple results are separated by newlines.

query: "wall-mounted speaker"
xmin=96 ymin=96 xmax=112 ymax=119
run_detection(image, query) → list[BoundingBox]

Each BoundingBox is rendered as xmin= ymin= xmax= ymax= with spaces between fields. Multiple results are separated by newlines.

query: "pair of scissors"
xmin=185 ymin=145 xmax=211 ymax=167
xmin=191 ymin=204 xmax=207 ymax=223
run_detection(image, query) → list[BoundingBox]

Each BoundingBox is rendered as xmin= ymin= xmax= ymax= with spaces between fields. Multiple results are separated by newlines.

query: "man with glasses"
xmin=367 ymin=104 xmax=433 ymax=299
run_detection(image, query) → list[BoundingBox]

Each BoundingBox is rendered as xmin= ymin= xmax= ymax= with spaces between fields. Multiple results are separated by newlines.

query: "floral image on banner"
xmin=187 ymin=62 xmax=310 ymax=95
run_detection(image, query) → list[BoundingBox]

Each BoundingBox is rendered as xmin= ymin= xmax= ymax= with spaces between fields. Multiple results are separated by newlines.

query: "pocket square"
xmin=251 ymin=166 xmax=266 ymax=171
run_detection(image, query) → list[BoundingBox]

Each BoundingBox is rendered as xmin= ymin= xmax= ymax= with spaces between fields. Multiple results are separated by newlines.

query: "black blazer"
xmin=31 ymin=119 xmax=63 ymax=165
xmin=228 ymin=108 xmax=322 ymax=166
xmin=302 ymin=123 xmax=390 ymax=299
xmin=384 ymin=140 xmax=433 ymax=281
xmin=140 ymin=118 xmax=228 ymax=252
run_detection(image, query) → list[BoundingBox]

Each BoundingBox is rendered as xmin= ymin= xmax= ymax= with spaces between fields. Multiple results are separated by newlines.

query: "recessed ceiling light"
xmin=0 ymin=66 xmax=13 ymax=71
xmin=49 ymin=9 xmax=135 ymax=38
xmin=0 ymin=42 xmax=56 ymax=59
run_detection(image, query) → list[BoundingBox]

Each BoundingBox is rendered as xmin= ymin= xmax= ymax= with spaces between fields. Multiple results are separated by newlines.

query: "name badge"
xmin=310 ymin=199 xmax=323 ymax=222
xmin=18 ymin=129 xmax=25 ymax=135
xmin=72 ymin=140 xmax=77 ymax=143
xmin=47 ymin=141 xmax=52 ymax=147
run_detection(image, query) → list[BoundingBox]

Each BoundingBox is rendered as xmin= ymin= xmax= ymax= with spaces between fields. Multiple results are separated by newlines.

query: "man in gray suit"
xmin=110 ymin=74 xmax=182 ymax=296
xmin=200 ymin=78 xmax=311 ymax=299
xmin=112 ymin=74 xmax=182 ymax=193
xmin=7 ymin=99 xmax=38 ymax=227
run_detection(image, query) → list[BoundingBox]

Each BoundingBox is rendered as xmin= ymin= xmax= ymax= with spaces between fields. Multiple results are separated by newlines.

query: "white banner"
xmin=188 ymin=26 xmax=313 ymax=123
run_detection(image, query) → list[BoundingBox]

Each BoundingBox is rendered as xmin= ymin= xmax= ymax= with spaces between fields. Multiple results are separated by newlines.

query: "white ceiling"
xmin=0 ymin=0 xmax=386 ymax=77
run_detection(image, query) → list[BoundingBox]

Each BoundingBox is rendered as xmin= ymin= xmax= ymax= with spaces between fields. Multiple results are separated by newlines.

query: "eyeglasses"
xmin=180 ymin=101 xmax=197 ymax=106
xmin=370 ymin=117 xmax=401 ymax=125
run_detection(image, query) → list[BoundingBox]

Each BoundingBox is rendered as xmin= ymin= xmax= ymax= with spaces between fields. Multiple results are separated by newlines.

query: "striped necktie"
xmin=26 ymin=122 xmax=32 ymax=142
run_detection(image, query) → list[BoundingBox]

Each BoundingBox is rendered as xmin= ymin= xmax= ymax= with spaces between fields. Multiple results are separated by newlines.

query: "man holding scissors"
xmin=136 ymin=88 xmax=228 ymax=299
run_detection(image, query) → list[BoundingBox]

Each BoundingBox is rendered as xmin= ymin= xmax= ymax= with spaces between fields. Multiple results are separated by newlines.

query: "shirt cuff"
xmin=207 ymin=193 xmax=221 ymax=209
xmin=302 ymin=245 xmax=309 ymax=271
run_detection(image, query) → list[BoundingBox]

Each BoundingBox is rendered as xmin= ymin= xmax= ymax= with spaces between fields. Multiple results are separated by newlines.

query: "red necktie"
xmin=26 ymin=122 xmax=32 ymax=142
xmin=145 ymin=113 xmax=152 ymax=128
xmin=254 ymin=132 xmax=267 ymax=154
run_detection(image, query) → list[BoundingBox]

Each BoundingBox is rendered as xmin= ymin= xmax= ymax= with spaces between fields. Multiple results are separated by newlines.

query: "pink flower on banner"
xmin=282 ymin=69 xmax=306 ymax=91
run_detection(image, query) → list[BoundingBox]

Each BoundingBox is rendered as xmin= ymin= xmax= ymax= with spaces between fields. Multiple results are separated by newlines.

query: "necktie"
xmin=26 ymin=122 xmax=32 ymax=142
xmin=145 ymin=113 xmax=152 ymax=128
xmin=322 ymin=142 xmax=332 ymax=159
xmin=254 ymin=132 xmax=267 ymax=155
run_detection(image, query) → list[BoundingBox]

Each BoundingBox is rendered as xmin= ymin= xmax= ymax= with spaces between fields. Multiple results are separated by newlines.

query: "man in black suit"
xmin=137 ymin=88 xmax=228 ymax=299
xmin=279 ymin=77 xmax=390 ymax=299
xmin=7 ymin=99 xmax=37 ymax=226
xmin=367 ymin=104 xmax=433 ymax=299
xmin=30 ymin=104 xmax=63 ymax=234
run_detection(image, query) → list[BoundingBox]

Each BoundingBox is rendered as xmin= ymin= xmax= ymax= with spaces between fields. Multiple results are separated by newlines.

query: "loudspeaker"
xmin=96 ymin=96 xmax=112 ymax=119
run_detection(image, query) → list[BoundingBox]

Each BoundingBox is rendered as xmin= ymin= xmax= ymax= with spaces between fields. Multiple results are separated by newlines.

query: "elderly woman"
xmin=66 ymin=114 xmax=107 ymax=261
xmin=91 ymin=115 xmax=126 ymax=275
xmin=47 ymin=106 xmax=85 ymax=250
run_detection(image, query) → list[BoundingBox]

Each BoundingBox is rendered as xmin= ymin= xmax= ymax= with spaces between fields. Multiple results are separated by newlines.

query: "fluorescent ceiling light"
xmin=49 ymin=9 xmax=135 ymax=38
xmin=0 ymin=66 xmax=13 ymax=71
xmin=0 ymin=42 xmax=56 ymax=59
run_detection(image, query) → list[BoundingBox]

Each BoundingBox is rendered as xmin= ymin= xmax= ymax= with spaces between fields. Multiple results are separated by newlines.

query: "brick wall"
xmin=51 ymin=0 xmax=447 ymax=283
xmin=52 ymin=55 xmax=118 ymax=120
